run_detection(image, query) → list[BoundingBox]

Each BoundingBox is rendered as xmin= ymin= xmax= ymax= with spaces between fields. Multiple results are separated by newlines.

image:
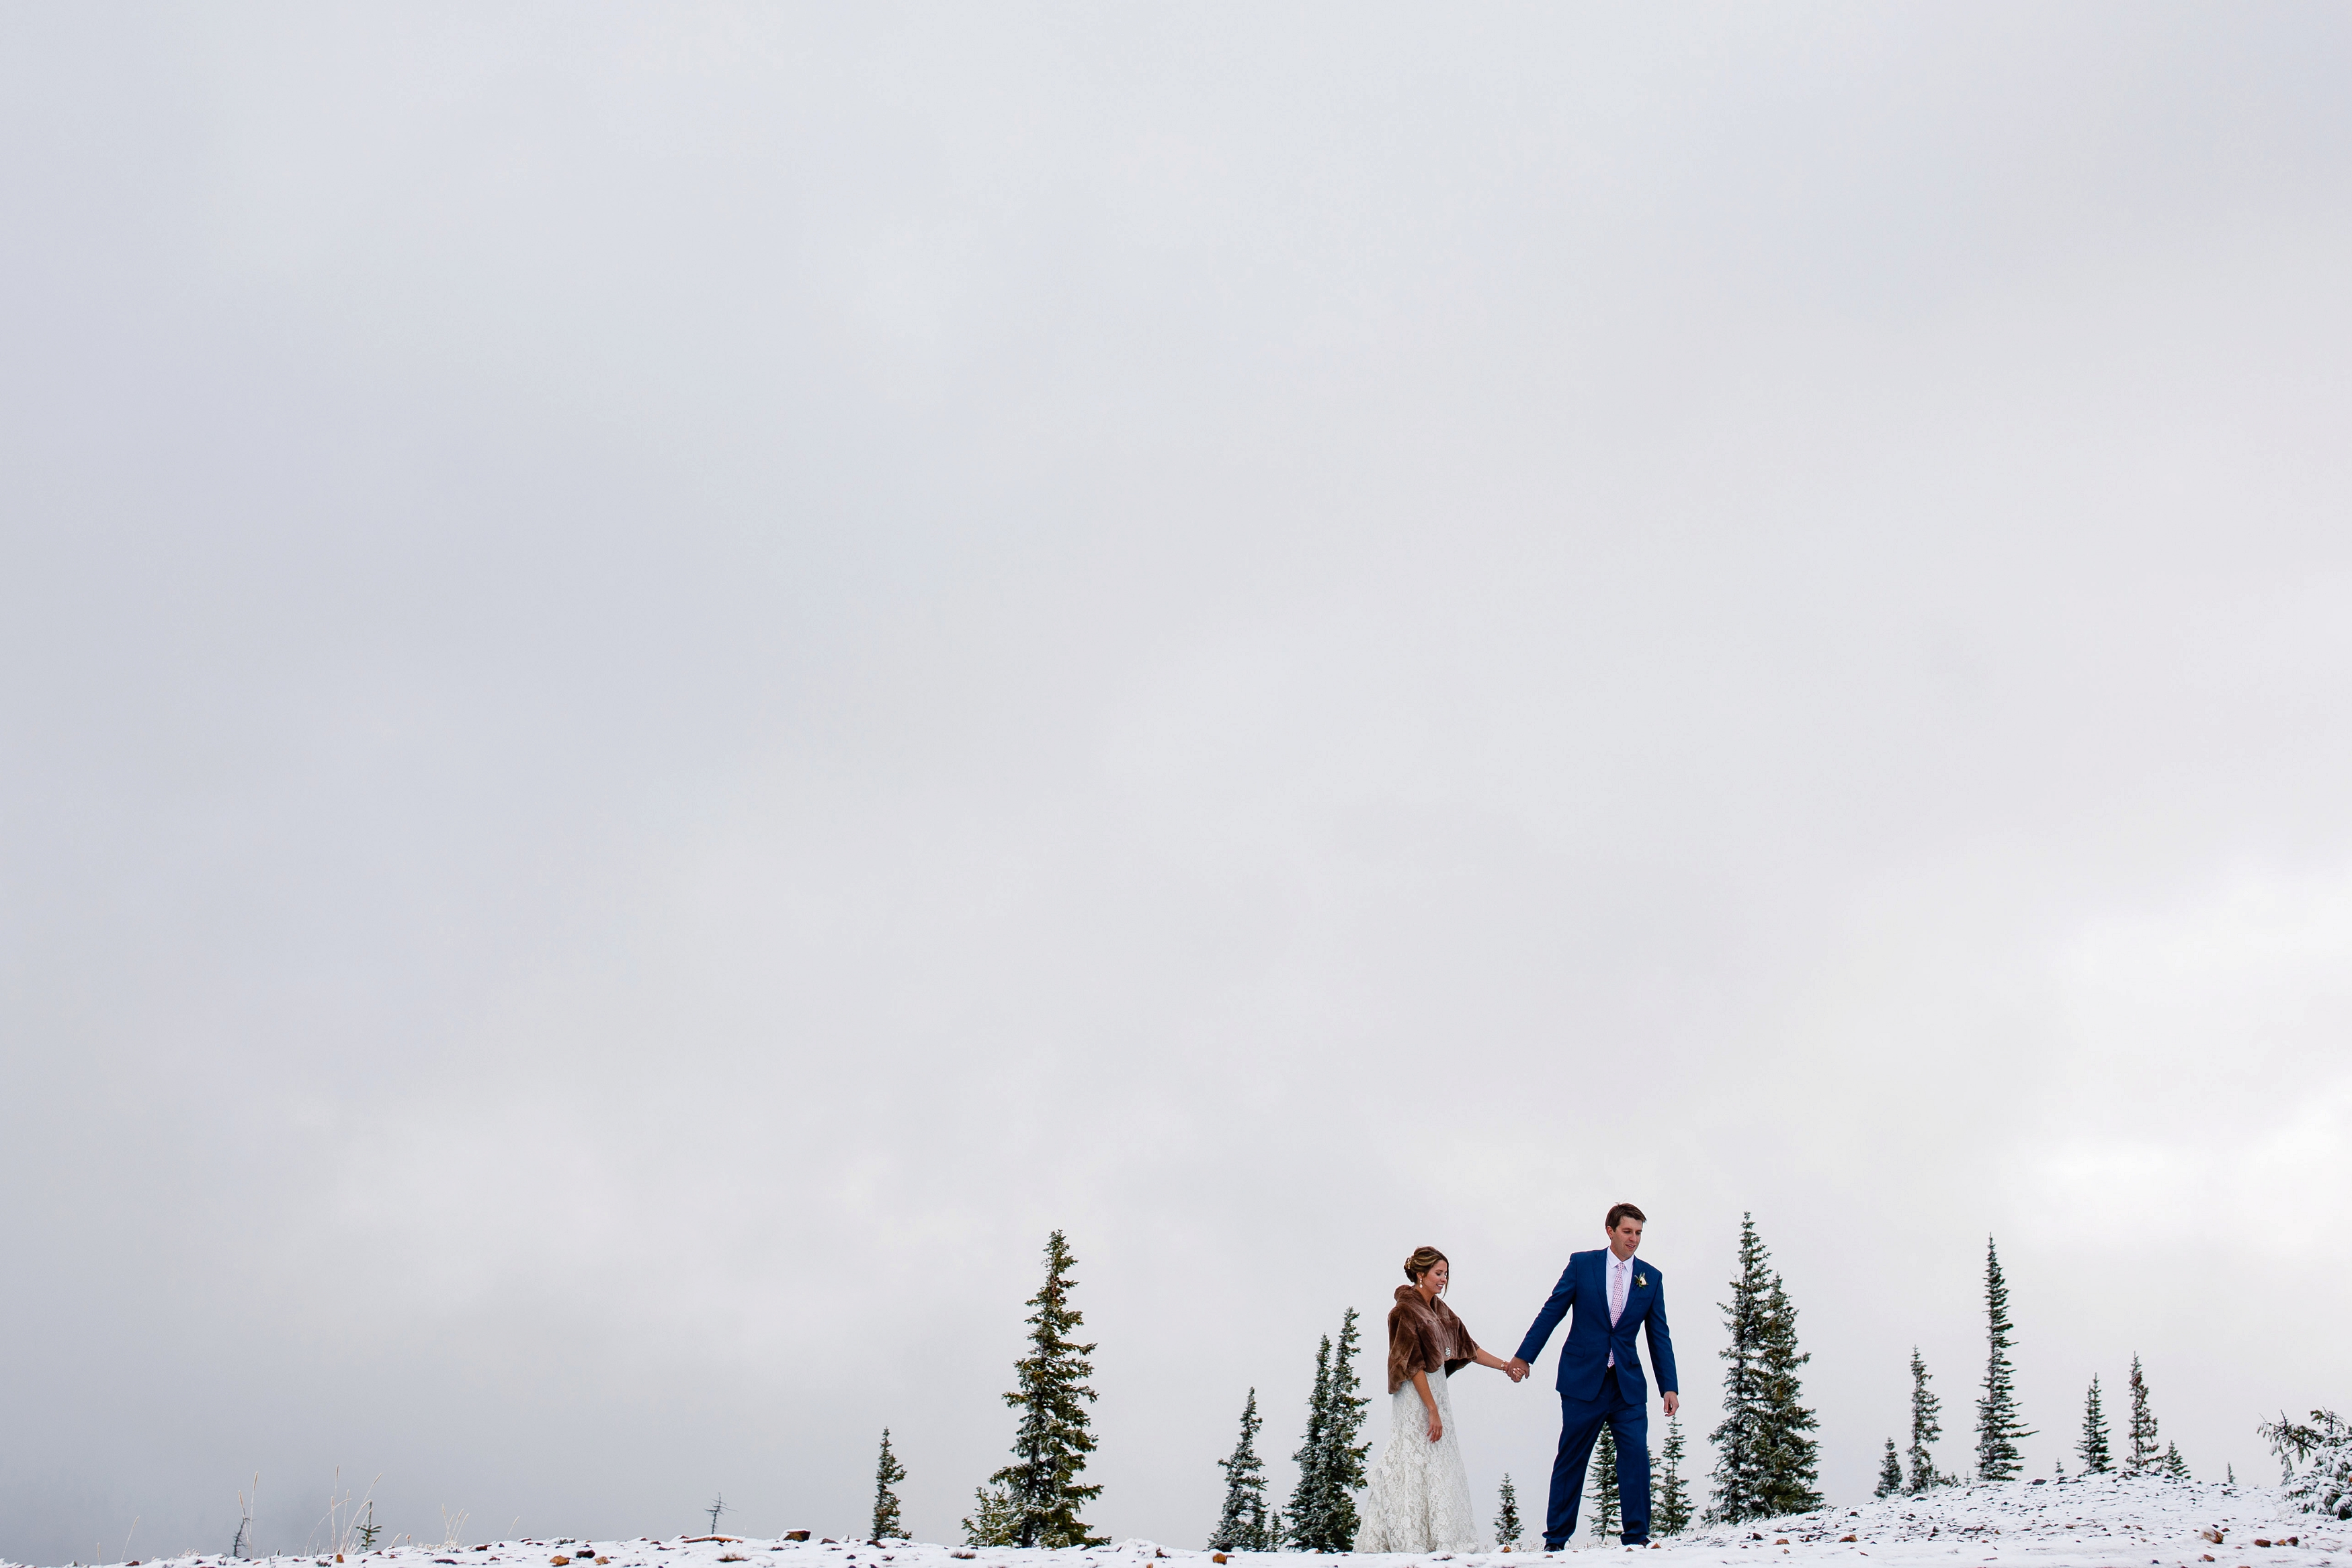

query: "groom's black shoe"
xmin=1543 ymin=1544 xmax=1566 ymax=1553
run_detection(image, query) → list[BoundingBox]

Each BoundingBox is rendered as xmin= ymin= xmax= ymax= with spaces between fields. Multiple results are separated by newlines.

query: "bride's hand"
xmin=1426 ymin=1408 xmax=1443 ymax=1443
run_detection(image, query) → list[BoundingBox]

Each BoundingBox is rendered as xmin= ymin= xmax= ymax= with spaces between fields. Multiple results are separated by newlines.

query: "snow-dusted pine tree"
xmin=2259 ymin=1408 xmax=2352 ymax=1520
xmin=978 ymin=1230 xmax=1105 ymax=1548
xmin=1908 ymin=1348 xmax=1949 ymax=1493
xmin=2126 ymin=1356 xmax=2161 ymax=1473
xmin=1321 ymin=1307 xmax=1371 ymax=1547
xmin=1591 ymin=1424 xmax=1622 ymax=1541
xmin=1706 ymin=1215 xmax=1773 ymax=1524
xmin=1654 ymin=1419 xmax=1693 ymax=1537
xmin=1287 ymin=1336 xmax=1333 ymax=1548
xmin=1755 ymin=1272 xmax=1822 ymax=1515
xmin=963 ymin=1483 xmax=1018 ymax=1549
xmin=1974 ymin=1237 xmax=2032 ymax=1481
xmin=2078 ymin=1377 xmax=2111 ymax=1473
xmin=1288 ymin=1310 xmax=1371 ymax=1552
xmin=1210 ymin=1390 xmax=1272 ymax=1551
xmin=872 ymin=1429 xmax=907 ymax=1540
xmin=1703 ymin=1217 xmax=1818 ymax=1520
xmin=1494 ymin=1474 xmax=1523 ymax=1549
xmin=1876 ymin=1440 xmax=1904 ymax=1499
xmin=2163 ymin=1443 xmax=2191 ymax=1481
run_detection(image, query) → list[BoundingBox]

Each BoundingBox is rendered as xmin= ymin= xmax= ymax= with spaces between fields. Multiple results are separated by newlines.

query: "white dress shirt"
xmin=1606 ymin=1251 xmax=1632 ymax=1366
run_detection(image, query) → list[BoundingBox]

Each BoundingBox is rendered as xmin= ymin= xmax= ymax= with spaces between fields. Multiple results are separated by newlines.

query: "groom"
xmin=1509 ymin=1203 xmax=1679 ymax=1550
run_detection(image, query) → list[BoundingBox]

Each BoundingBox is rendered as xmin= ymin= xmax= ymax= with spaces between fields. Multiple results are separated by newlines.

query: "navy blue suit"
xmin=1514 ymin=1248 xmax=1679 ymax=1547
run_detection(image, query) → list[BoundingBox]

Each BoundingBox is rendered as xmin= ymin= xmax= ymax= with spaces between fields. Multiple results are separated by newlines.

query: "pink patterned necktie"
xmin=1606 ymin=1257 xmax=1628 ymax=1367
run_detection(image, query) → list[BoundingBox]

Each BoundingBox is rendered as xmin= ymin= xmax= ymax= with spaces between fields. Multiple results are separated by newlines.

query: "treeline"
xmin=1206 ymin=1311 xmax=1372 ymax=1552
xmin=1863 ymin=1233 xmax=2196 ymax=1502
xmin=856 ymin=1232 xmax=1382 ymax=1552
xmin=863 ymin=1222 xmax=2225 ymax=1552
xmin=1716 ymin=1217 xmax=2207 ymax=1525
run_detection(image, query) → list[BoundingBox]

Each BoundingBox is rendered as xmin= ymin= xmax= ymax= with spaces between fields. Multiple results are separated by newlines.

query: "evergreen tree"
xmin=1210 ymin=1390 xmax=1273 ymax=1552
xmin=2125 ymin=1356 xmax=2161 ymax=1472
xmin=2259 ymin=1407 xmax=2352 ymax=1516
xmin=1286 ymin=1336 xmax=1333 ymax=1549
xmin=2162 ymin=1442 xmax=2191 ymax=1481
xmin=1322 ymin=1308 xmax=1372 ymax=1547
xmin=1704 ymin=1216 xmax=1820 ymax=1521
xmin=962 ymin=1484 xmax=1017 ymax=1549
xmin=977 ymin=1230 xmax=1105 ymax=1548
xmin=1755 ymin=1272 xmax=1823 ymax=1515
xmin=2054 ymin=1456 xmax=2068 ymax=1481
xmin=1289 ymin=1309 xmax=1371 ymax=1551
xmin=1494 ymin=1475 xmax=1523 ymax=1550
xmin=1974 ymin=1237 xmax=2033 ymax=1481
xmin=1907 ymin=1348 xmax=1949 ymax=1493
xmin=1706 ymin=1214 xmax=1774 ymax=1524
xmin=1876 ymin=1440 xmax=1904 ymax=1499
xmin=1592 ymin=1424 xmax=1622 ymax=1541
xmin=1654 ymin=1419 xmax=1693 ymax=1537
xmin=2078 ymin=1377 xmax=2112 ymax=1474
xmin=872 ymin=1429 xmax=907 ymax=1540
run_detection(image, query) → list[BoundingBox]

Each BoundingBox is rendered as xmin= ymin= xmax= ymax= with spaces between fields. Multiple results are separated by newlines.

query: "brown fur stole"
xmin=1386 ymin=1284 xmax=1480 ymax=1394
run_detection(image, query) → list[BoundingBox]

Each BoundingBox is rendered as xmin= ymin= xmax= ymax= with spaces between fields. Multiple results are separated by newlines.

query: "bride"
xmin=1354 ymin=1246 xmax=1526 ymax=1554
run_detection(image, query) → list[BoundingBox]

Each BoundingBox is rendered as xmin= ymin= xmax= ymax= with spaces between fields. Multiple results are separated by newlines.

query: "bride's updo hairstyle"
xmin=1403 ymin=1246 xmax=1449 ymax=1284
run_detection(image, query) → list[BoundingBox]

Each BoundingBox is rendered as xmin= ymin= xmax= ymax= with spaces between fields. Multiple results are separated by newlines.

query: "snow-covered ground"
xmin=14 ymin=1477 xmax=2337 ymax=1568
xmin=1669 ymin=1475 xmax=2337 ymax=1564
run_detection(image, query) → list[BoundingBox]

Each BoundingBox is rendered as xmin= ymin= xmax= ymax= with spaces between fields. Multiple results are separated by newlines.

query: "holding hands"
xmin=1505 ymin=1357 xmax=1529 ymax=1383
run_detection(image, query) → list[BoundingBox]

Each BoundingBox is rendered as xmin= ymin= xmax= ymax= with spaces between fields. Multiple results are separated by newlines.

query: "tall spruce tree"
xmin=1494 ymin=1475 xmax=1523 ymax=1549
xmin=2125 ymin=1356 xmax=2161 ymax=1472
xmin=1322 ymin=1307 xmax=1371 ymax=1545
xmin=1287 ymin=1335 xmax=1333 ymax=1549
xmin=974 ymin=1230 xmax=1104 ymax=1548
xmin=872 ymin=1429 xmax=907 ymax=1540
xmin=1876 ymin=1440 xmax=1904 ymax=1499
xmin=1706 ymin=1214 xmax=1775 ymax=1524
xmin=1210 ymin=1390 xmax=1272 ymax=1552
xmin=1705 ymin=1216 xmax=1820 ymax=1521
xmin=1289 ymin=1308 xmax=1372 ymax=1551
xmin=1907 ymin=1348 xmax=1949 ymax=1493
xmin=2078 ymin=1377 xmax=2112 ymax=1473
xmin=1654 ymin=1419 xmax=1693 ymax=1537
xmin=1591 ymin=1424 xmax=1622 ymax=1541
xmin=1974 ymin=1237 xmax=2032 ymax=1481
xmin=1755 ymin=1273 xmax=1822 ymax=1515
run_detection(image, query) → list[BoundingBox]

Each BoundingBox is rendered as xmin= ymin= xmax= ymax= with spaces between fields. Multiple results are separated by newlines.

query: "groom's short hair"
xmin=1605 ymin=1203 xmax=1646 ymax=1231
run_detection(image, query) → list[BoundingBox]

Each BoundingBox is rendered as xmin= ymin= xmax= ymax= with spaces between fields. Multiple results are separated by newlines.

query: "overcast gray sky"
xmin=5 ymin=5 xmax=2351 ymax=1564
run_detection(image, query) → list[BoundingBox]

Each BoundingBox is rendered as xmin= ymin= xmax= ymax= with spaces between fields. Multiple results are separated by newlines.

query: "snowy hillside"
xmin=11 ymin=1477 xmax=2338 ymax=1568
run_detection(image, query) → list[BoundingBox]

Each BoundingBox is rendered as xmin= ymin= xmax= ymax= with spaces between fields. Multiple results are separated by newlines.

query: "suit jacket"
xmin=1513 ymin=1248 xmax=1678 ymax=1403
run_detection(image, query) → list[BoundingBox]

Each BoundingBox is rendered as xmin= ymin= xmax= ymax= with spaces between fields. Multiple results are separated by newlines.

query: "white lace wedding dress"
xmin=1353 ymin=1366 xmax=1483 ymax=1553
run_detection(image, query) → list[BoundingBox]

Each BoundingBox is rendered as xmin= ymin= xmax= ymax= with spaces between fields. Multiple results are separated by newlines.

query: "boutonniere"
xmin=1636 ymin=1274 xmax=1648 ymax=1287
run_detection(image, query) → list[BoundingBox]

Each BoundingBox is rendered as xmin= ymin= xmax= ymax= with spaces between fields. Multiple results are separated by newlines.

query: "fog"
xmin=4 ymin=6 xmax=2349 ymax=1564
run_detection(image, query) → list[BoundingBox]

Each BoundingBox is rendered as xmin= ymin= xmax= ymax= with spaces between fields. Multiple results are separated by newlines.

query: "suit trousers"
xmin=1546 ymin=1372 xmax=1651 ymax=1546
